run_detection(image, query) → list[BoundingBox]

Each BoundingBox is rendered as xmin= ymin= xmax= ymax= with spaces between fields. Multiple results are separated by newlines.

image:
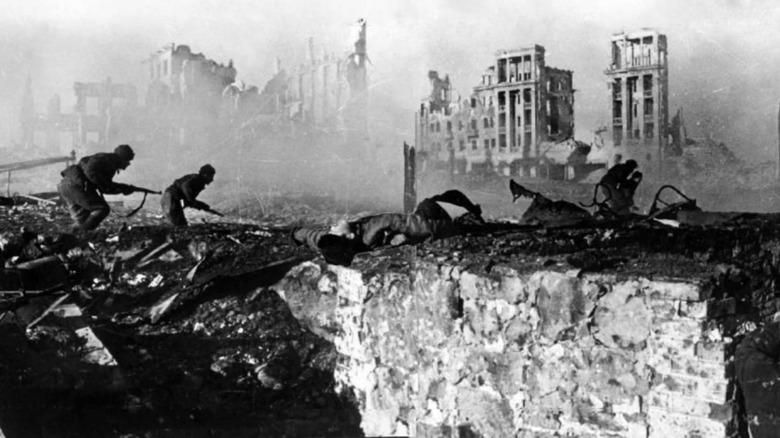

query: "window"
xmin=447 ymin=121 xmax=452 ymax=133
xmin=490 ymin=118 xmax=495 ymax=127
xmin=491 ymin=139 xmax=496 ymax=148
xmin=472 ymin=140 xmax=478 ymax=150
xmin=471 ymin=119 xmax=477 ymax=131
xmin=459 ymin=140 xmax=465 ymax=151
xmin=484 ymin=119 xmax=489 ymax=128
xmin=484 ymin=139 xmax=490 ymax=149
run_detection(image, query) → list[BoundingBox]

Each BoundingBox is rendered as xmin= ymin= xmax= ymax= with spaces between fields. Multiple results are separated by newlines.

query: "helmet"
xmin=114 ymin=144 xmax=135 ymax=161
xmin=199 ymin=164 xmax=216 ymax=176
xmin=626 ymin=159 xmax=638 ymax=169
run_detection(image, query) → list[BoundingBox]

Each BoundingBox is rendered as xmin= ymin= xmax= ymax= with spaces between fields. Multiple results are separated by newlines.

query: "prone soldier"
xmin=292 ymin=189 xmax=484 ymax=265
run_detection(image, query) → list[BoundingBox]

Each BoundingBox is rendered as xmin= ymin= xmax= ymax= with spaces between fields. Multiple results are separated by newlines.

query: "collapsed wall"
xmin=273 ymin=220 xmax=780 ymax=437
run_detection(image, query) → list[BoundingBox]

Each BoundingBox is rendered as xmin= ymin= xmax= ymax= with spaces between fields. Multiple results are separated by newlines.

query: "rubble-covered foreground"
xmin=2 ymin=195 xmax=780 ymax=437
xmin=0 ymin=200 xmax=363 ymax=437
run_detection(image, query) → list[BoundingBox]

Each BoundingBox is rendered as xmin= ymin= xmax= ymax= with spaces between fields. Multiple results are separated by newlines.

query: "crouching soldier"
xmin=160 ymin=164 xmax=218 ymax=227
xmin=58 ymin=144 xmax=140 ymax=231
xmin=598 ymin=159 xmax=642 ymax=215
xmin=292 ymin=190 xmax=484 ymax=265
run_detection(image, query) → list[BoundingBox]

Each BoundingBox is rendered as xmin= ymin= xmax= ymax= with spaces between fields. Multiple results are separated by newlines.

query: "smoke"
xmin=1 ymin=0 xmax=778 ymax=212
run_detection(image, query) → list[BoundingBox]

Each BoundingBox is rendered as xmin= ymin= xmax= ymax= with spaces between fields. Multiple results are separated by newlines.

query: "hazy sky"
xmin=3 ymin=0 xmax=779 ymax=161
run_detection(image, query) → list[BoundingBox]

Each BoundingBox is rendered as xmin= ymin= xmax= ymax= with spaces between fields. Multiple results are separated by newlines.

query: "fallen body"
xmin=292 ymin=190 xmax=484 ymax=265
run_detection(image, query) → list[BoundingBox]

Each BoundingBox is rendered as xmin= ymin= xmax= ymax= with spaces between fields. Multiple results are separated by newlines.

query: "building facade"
xmin=19 ymin=76 xmax=137 ymax=157
xmin=145 ymin=44 xmax=237 ymax=108
xmin=257 ymin=19 xmax=370 ymax=156
xmin=605 ymin=29 xmax=669 ymax=167
xmin=416 ymin=45 xmax=576 ymax=179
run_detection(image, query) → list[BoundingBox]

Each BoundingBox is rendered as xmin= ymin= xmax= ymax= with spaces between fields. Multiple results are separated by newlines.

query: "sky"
xmin=2 ymin=0 xmax=779 ymax=162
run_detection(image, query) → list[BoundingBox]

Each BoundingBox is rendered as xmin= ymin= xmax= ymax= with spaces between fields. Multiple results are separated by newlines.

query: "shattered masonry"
xmin=416 ymin=45 xmax=576 ymax=179
xmin=279 ymin=261 xmax=733 ymax=437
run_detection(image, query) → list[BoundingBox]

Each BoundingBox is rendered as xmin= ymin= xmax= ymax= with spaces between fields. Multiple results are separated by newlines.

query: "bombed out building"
xmin=416 ymin=45 xmax=581 ymax=180
xmin=605 ymin=29 xmax=669 ymax=168
xmin=255 ymin=18 xmax=369 ymax=158
xmin=17 ymin=19 xmax=371 ymax=192
xmin=19 ymin=77 xmax=138 ymax=158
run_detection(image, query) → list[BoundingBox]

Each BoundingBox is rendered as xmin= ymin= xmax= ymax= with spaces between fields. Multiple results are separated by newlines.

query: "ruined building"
xmin=416 ymin=45 xmax=577 ymax=179
xmin=145 ymin=43 xmax=237 ymax=108
xmin=73 ymin=78 xmax=139 ymax=152
xmin=605 ymin=29 xmax=669 ymax=167
xmin=19 ymin=76 xmax=137 ymax=157
xmin=257 ymin=19 xmax=369 ymax=156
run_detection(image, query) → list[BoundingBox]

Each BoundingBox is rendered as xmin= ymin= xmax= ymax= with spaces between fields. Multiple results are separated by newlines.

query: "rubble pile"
xmin=0 ymin=201 xmax=362 ymax=437
xmin=2 ymin=195 xmax=780 ymax=437
xmin=276 ymin=216 xmax=780 ymax=437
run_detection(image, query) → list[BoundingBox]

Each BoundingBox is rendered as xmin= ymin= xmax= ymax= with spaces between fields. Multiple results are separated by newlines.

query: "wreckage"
xmin=0 ymin=176 xmax=777 ymax=436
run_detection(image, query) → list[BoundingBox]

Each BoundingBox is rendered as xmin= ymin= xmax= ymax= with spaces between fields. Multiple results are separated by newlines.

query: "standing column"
xmin=621 ymin=75 xmax=629 ymax=147
xmin=637 ymin=75 xmax=645 ymax=145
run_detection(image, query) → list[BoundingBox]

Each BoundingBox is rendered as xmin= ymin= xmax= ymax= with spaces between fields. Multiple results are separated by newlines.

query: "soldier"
xmin=292 ymin=190 xmax=484 ymax=265
xmin=58 ymin=144 xmax=139 ymax=231
xmin=736 ymin=321 xmax=780 ymax=437
xmin=598 ymin=159 xmax=640 ymax=215
xmin=160 ymin=164 xmax=218 ymax=227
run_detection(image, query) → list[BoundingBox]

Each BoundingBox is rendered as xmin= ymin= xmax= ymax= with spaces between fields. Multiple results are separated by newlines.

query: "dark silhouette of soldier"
xmin=599 ymin=159 xmax=641 ymax=215
xmin=160 ymin=164 xmax=216 ymax=227
xmin=58 ymin=144 xmax=137 ymax=231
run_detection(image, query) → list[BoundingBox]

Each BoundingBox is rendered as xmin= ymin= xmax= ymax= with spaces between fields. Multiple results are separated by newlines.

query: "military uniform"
xmin=292 ymin=190 xmax=483 ymax=265
xmin=161 ymin=165 xmax=215 ymax=227
xmin=58 ymin=145 xmax=135 ymax=231
xmin=599 ymin=160 xmax=640 ymax=215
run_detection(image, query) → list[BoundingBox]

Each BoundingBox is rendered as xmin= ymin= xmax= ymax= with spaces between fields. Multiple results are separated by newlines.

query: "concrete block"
xmin=645 ymin=280 xmax=702 ymax=301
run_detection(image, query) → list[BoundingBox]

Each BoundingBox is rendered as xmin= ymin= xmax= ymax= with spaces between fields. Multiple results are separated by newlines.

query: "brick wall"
xmin=275 ymin=261 xmax=734 ymax=437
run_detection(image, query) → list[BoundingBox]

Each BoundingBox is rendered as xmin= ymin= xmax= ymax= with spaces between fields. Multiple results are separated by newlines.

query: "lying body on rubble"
xmin=597 ymin=160 xmax=643 ymax=216
xmin=509 ymin=179 xmax=591 ymax=225
xmin=58 ymin=145 xmax=158 ymax=231
xmin=291 ymin=190 xmax=485 ymax=265
xmin=160 ymin=164 xmax=220 ymax=227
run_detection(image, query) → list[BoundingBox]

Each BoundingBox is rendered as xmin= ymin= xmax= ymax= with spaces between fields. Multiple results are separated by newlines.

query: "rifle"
xmin=124 ymin=185 xmax=162 ymax=218
xmin=125 ymin=184 xmax=162 ymax=195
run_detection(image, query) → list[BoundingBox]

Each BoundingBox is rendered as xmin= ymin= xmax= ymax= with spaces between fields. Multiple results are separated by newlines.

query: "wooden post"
xmin=403 ymin=142 xmax=417 ymax=214
xmin=777 ymin=99 xmax=780 ymax=181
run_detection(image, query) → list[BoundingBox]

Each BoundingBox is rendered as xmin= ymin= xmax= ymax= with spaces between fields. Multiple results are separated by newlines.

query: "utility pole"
xmin=777 ymin=99 xmax=780 ymax=181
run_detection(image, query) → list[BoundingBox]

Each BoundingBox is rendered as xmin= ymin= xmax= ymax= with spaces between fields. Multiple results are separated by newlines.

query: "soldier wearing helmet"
xmin=160 ymin=164 xmax=217 ymax=227
xmin=58 ymin=144 xmax=140 ymax=231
